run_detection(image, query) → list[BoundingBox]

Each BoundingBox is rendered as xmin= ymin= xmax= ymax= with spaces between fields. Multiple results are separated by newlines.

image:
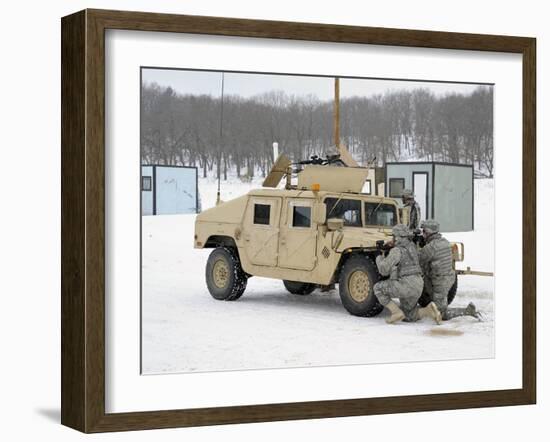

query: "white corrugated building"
xmin=385 ymin=161 xmax=474 ymax=232
xmin=141 ymin=165 xmax=199 ymax=215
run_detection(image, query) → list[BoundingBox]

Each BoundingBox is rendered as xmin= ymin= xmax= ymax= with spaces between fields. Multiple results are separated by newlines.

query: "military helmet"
xmin=401 ymin=188 xmax=414 ymax=199
xmin=392 ymin=224 xmax=411 ymax=238
xmin=421 ymin=219 xmax=440 ymax=234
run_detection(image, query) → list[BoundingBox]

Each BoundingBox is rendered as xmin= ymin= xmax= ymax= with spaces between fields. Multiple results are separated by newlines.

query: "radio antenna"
xmin=216 ymin=72 xmax=225 ymax=205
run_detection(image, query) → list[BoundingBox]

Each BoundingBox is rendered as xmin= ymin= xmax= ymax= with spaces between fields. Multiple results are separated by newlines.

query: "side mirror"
xmin=312 ymin=202 xmax=327 ymax=225
xmin=327 ymin=217 xmax=344 ymax=231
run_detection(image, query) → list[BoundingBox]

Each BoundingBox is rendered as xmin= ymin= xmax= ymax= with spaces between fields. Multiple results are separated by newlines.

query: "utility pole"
xmin=216 ymin=72 xmax=225 ymax=205
xmin=333 ymin=77 xmax=359 ymax=167
xmin=334 ymin=77 xmax=340 ymax=147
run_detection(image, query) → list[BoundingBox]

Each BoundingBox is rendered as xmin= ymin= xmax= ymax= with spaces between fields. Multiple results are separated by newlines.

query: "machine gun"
xmin=295 ymin=153 xmax=347 ymax=169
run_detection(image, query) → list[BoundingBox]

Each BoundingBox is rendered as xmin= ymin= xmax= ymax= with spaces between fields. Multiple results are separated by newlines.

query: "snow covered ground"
xmin=141 ymin=175 xmax=494 ymax=374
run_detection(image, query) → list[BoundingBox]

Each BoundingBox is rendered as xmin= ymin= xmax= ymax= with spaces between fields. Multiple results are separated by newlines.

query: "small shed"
xmin=141 ymin=165 xmax=199 ymax=216
xmin=385 ymin=162 xmax=474 ymax=232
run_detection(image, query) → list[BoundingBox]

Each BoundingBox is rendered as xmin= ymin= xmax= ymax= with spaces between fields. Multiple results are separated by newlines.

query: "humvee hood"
xmin=337 ymin=228 xmax=393 ymax=250
xmin=196 ymin=195 xmax=248 ymax=224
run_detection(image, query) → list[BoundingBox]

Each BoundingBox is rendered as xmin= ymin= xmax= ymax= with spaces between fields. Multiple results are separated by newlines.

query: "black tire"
xmin=338 ymin=254 xmax=383 ymax=317
xmin=418 ymin=273 xmax=458 ymax=307
xmin=205 ymin=247 xmax=247 ymax=301
xmin=283 ymin=280 xmax=316 ymax=295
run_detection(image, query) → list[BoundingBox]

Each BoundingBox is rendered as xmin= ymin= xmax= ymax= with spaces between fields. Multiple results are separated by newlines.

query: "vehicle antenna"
xmin=216 ymin=72 xmax=225 ymax=205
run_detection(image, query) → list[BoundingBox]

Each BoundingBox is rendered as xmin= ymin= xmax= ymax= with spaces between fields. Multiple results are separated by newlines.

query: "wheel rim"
xmin=348 ymin=270 xmax=370 ymax=303
xmin=212 ymin=258 xmax=230 ymax=288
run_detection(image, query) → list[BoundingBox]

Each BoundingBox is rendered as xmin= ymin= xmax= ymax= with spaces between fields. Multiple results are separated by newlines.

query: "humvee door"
xmin=278 ymin=199 xmax=317 ymax=271
xmin=243 ymin=197 xmax=281 ymax=266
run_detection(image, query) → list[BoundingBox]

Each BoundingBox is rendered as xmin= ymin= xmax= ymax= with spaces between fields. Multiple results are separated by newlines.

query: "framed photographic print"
xmin=61 ymin=9 xmax=536 ymax=433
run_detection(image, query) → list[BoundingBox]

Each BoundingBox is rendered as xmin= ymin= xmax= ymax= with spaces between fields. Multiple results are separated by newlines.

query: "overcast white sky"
xmin=142 ymin=68 xmax=491 ymax=100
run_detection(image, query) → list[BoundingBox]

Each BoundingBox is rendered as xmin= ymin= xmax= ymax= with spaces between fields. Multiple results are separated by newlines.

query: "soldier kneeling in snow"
xmin=419 ymin=219 xmax=481 ymax=320
xmin=373 ymin=224 xmax=442 ymax=325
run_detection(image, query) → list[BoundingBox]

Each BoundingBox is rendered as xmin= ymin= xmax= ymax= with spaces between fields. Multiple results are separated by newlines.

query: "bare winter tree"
xmin=141 ymin=82 xmax=494 ymax=178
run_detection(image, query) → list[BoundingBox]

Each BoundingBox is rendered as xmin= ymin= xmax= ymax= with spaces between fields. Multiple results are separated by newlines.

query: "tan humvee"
xmin=194 ymin=155 xmax=465 ymax=317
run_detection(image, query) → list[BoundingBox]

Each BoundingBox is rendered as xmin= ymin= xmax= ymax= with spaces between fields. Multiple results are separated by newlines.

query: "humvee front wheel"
xmin=283 ymin=280 xmax=316 ymax=295
xmin=205 ymin=247 xmax=247 ymax=301
xmin=338 ymin=254 xmax=383 ymax=317
xmin=417 ymin=273 xmax=458 ymax=307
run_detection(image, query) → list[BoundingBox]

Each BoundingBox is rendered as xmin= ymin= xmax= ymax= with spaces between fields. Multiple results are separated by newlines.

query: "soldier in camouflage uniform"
xmin=402 ymin=189 xmax=421 ymax=231
xmin=373 ymin=224 xmax=442 ymax=324
xmin=419 ymin=220 xmax=481 ymax=320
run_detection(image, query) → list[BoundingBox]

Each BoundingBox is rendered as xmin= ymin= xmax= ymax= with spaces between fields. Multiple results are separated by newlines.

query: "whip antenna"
xmin=216 ymin=72 xmax=225 ymax=205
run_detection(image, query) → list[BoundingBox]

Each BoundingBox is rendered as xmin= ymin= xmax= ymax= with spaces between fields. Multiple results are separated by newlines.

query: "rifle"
xmin=376 ymin=239 xmax=394 ymax=255
xmin=411 ymin=229 xmax=426 ymax=248
xmin=376 ymin=229 xmax=425 ymax=255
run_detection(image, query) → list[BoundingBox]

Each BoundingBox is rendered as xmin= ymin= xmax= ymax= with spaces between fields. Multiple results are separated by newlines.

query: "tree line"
xmin=141 ymin=82 xmax=493 ymax=179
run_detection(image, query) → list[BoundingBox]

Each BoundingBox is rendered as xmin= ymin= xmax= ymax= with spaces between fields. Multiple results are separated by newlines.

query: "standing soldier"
xmin=402 ymin=189 xmax=421 ymax=230
xmin=373 ymin=224 xmax=442 ymax=324
xmin=419 ymin=220 xmax=481 ymax=320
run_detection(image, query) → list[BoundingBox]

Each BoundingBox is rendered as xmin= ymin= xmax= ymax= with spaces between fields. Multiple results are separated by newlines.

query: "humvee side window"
xmin=324 ymin=198 xmax=362 ymax=227
xmin=253 ymin=203 xmax=271 ymax=225
xmin=365 ymin=202 xmax=397 ymax=227
xmin=292 ymin=206 xmax=311 ymax=228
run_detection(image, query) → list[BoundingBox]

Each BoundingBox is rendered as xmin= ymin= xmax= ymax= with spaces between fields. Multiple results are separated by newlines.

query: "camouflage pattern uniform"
xmin=373 ymin=224 xmax=424 ymax=322
xmin=402 ymin=189 xmax=421 ymax=231
xmin=419 ymin=220 xmax=455 ymax=317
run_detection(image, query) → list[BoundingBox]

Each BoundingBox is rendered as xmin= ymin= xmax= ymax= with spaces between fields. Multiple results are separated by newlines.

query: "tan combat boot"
xmin=417 ymin=302 xmax=442 ymax=325
xmin=385 ymin=300 xmax=406 ymax=324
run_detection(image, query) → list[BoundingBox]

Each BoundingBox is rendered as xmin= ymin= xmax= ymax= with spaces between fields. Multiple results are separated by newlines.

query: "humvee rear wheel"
xmin=338 ymin=254 xmax=383 ymax=317
xmin=283 ymin=280 xmax=316 ymax=295
xmin=205 ymin=247 xmax=247 ymax=301
xmin=417 ymin=274 xmax=458 ymax=307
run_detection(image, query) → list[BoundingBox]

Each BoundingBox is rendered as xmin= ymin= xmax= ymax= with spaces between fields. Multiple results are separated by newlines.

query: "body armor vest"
xmin=425 ymin=234 xmax=453 ymax=276
xmin=396 ymin=241 xmax=422 ymax=277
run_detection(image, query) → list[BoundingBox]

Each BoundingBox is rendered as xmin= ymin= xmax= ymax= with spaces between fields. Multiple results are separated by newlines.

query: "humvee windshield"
xmin=365 ymin=202 xmax=397 ymax=227
xmin=325 ymin=198 xmax=362 ymax=227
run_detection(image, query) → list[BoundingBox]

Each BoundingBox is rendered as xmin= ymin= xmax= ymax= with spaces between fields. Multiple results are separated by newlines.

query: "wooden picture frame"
xmin=61 ymin=9 xmax=536 ymax=433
